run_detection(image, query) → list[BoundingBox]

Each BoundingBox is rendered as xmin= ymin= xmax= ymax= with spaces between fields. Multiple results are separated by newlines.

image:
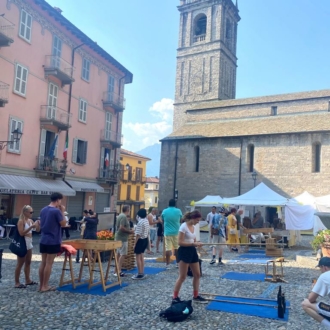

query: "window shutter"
xmin=20 ymin=11 xmax=26 ymax=37
xmin=15 ymin=65 xmax=22 ymax=92
xmin=110 ymin=149 xmax=114 ymax=167
xmin=54 ymin=134 xmax=58 ymax=158
xmin=72 ymin=138 xmax=78 ymax=163
xmin=16 ymin=121 xmax=23 ymax=152
xmin=26 ymin=14 xmax=32 ymax=41
xmin=8 ymin=118 xmax=16 ymax=151
xmin=39 ymin=129 xmax=46 ymax=157
xmin=100 ymin=147 xmax=105 ymax=177
xmin=83 ymin=101 xmax=87 ymax=122
xmin=21 ymin=67 xmax=28 ymax=95
xmin=83 ymin=141 xmax=88 ymax=164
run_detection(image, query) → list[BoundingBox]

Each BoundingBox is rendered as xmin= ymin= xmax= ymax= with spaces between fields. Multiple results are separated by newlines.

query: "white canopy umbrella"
xmin=194 ymin=195 xmax=223 ymax=207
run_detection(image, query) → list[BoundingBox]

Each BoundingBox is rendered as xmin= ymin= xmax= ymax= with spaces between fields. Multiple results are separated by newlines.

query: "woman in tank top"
xmin=15 ymin=205 xmax=40 ymax=288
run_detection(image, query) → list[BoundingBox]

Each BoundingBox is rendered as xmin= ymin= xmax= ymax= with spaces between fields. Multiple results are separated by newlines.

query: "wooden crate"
xmin=122 ymin=234 xmax=135 ymax=270
xmin=266 ymin=248 xmax=283 ymax=257
xmin=65 ymin=239 xmax=122 ymax=251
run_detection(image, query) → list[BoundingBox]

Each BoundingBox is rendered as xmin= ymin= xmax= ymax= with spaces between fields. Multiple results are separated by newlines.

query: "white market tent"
xmin=221 ymin=182 xmax=289 ymax=206
xmin=194 ymin=195 xmax=223 ymax=207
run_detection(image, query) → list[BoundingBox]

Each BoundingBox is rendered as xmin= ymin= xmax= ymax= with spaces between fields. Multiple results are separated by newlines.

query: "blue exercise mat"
xmin=57 ymin=282 xmax=128 ymax=296
xmin=221 ymin=272 xmax=265 ymax=281
xmin=146 ymin=259 xmax=175 ymax=264
xmin=206 ymin=295 xmax=290 ymax=321
xmin=227 ymin=258 xmax=272 ymax=265
xmin=238 ymin=254 xmax=268 ymax=259
xmin=246 ymin=249 xmax=267 ymax=254
xmin=123 ymin=266 xmax=166 ymax=275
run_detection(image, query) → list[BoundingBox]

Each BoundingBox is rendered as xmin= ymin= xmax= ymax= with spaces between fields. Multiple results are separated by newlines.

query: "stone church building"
xmin=159 ymin=0 xmax=330 ymax=213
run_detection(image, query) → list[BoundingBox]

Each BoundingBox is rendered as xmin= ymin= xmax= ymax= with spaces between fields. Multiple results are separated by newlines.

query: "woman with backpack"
xmin=172 ymin=210 xmax=207 ymax=304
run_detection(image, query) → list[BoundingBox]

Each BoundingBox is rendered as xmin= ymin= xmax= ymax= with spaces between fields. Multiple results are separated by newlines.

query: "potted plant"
xmin=311 ymin=229 xmax=330 ymax=257
xmin=97 ymin=230 xmax=114 ymax=262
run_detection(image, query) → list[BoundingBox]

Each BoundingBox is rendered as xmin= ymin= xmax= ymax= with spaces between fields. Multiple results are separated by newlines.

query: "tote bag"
xmin=9 ymin=228 xmax=27 ymax=258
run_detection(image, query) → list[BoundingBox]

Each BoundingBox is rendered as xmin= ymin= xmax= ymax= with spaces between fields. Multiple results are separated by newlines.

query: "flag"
xmin=48 ymin=134 xmax=58 ymax=160
xmin=105 ymin=151 xmax=110 ymax=167
xmin=63 ymin=134 xmax=68 ymax=160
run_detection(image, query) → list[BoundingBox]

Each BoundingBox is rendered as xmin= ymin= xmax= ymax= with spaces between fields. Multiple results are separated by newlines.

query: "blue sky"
xmin=47 ymin=0 xmax=330 ymax=151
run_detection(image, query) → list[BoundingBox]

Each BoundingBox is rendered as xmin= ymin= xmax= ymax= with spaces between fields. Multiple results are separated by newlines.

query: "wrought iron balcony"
xmin=0 ymin=16 xmax=14 ymax=47
xmin=102 ymin=91 xmax=125 ymax=112
xmin=121 ymin=172 xmax=146 ymax=184
xmin=34 ymin=156 xmax=67 ymax=178
xmin=193 ymin=34 xmax=206 ymax=43
xmin=40 ymin=105 xmax=72 ymax=130
xmin=0 ymin=81 xmax=9 ymax=107
xmin=97 ymin=165 xmax=121 ymax=184
xmin=44 ymin=55 xmax=75 ymax=86
xmin=100 ymin=129 xmax=122 ymax=147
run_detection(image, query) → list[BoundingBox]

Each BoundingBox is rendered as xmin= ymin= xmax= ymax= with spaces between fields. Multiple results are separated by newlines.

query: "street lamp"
xmin=0 ymin=128 xmax=23 ymax=150
xmin=125 ymin=163 xmax=130 ymax=171
xmin=251 ymin=170 xmax=258 ymax=217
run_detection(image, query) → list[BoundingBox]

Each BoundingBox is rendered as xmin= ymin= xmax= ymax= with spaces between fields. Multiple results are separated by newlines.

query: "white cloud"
xmin=149 ymin=98 xmax=174 ymax=121
xmin=122 ymin=98 xmax=174 ymax=151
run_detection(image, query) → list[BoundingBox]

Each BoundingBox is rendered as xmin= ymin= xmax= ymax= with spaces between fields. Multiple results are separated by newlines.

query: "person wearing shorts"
xmin=132 ymin=209 xmax=150 ymax=280
xmin=302 ymin=257 xmax=330 ymax=328
xmin=172 ymin=210 xmax=207 ymax=304
xmin=210 ymin=207 xmax=228 ymax=266
xmin=162 ymin=199 xmax=182 ymax=269
xmin=39 ymin=192 xmax=67 ymax=292
xmin=115 ymin=205 xmax=134 ymax=277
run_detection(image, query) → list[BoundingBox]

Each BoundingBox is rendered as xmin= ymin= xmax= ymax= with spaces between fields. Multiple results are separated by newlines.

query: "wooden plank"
xmin=243 ymin=228 xmax=274 ymax=234
xmin=64 ymin=239 xmax=122 ymax=250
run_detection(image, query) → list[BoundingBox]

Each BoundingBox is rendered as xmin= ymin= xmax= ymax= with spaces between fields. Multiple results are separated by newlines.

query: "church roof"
xmin=189 ymin=89 xmax=330 ymax=111
xmin=164 ymin=112 xmax=330 ymax=140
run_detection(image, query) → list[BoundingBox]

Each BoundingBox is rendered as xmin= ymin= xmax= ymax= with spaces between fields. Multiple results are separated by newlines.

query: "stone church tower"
xmin=174 ymin=0 xmax=240 ymax=130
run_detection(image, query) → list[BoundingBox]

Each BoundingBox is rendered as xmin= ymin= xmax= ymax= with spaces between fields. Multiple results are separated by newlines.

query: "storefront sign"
xmin=0 ymin=189 xmax=54 ymax=195
xmin=81 ymin=188 xmax=97 ymax=192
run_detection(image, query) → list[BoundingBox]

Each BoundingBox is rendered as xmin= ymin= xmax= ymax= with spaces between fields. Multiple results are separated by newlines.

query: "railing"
xmin=98 ymin=165 xmax=121 ymax=182
xmin=193 ymin=34 xmax=206 ymax=43
xmin=0 ymin=16 xmax=14 ymax=41
xmin=35 ymin=156 xmax=67 ymax=174
xmin=0 ymin=81 xmax=9 ymax=102
xmin=121 ymin=172 xmax=146 ymax=183
xmin=100 ymin=129 xmax=122 ymax=145
xmin=44 ymin=55 xmax=74 ymax=78
xmin=102 ymin=91 xmax=126 ymax=111
xmin=40 ymin=105 xmax=72 ymax=127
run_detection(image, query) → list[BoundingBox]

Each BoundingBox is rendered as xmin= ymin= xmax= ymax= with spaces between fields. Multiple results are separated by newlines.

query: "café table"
xmin=3 ymin=224 xmax=16 ymax=240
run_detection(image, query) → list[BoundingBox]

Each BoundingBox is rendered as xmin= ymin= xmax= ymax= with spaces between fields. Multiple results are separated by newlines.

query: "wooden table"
xmin=59 ymin=239 xmax=122 ymax=292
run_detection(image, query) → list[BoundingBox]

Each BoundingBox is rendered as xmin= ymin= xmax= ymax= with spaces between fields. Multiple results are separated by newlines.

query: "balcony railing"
xmin=34 ymin=156 xmax=67 ymax=177
xmin=193 ymin=34 xmax=206 ymax=43
xmin=40 ymin=105 xmax=72 ymax=130
xmin=0 ymin=81 xmax=9 ymax=107
xmin=121 ymin=172 xmax=146 ymax=184
xmin=100 ymin=129 xmax=122 ymax=147
xmin=98 ymin=165 xmax=121 ymax=183
xmin=0 ymin=16 xmax=14 ymax=47
xmin=44 ymin=55 xmax=75 ymax=86
xmin=102 ymin=91 xmax=125 ymax=112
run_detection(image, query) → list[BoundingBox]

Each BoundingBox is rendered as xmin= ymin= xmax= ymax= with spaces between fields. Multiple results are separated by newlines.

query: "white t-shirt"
xmin=313 ymin=272 xmax=330 ymax=297
xmin=179 ymin=222 xmax=196 ymax=244
xmin=207 ymin=212 xmax=216 ymax=228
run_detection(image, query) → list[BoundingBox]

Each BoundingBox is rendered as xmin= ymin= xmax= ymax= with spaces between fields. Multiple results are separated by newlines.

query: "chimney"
xmin=53 ymin=7 xmax=63 ymax=14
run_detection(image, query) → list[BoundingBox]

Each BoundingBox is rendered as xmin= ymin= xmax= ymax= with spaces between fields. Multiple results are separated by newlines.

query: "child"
xmin=132 ymin=208 xmax=150 ymax=280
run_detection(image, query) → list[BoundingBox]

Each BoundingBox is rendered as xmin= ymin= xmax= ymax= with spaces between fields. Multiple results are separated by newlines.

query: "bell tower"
xmin=173 ymin=0 xmax=240 ymax=130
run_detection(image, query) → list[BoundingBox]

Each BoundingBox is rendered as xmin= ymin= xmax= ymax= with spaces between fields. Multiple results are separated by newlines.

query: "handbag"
xmin=229 ymin=228 xmax=237 ymax=235
xmin=211 ymin=228 xmax=220 ymax=235
xmin=9 ymin=228 xmax=27 ymax=258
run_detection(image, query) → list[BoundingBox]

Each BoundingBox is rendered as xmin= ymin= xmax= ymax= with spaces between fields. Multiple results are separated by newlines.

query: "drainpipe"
xmin=173 ymin=141 xmax=179 ymax=201
xmin=115 ymin=76 xmax=126 ymax=165
xmin=238 ymin=138 xmax=243 ymax=195
xmin=64 ymin=43 xmax=84 ymax=180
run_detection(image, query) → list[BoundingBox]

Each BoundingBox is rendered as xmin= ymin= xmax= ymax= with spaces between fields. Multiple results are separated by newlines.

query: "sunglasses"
xmin=29 ymin=211 xmax=34 ymax=214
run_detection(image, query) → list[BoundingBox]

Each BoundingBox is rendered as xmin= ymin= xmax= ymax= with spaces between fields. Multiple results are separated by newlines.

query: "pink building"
xmin=0 ymin=0 xmax=132 ymax=219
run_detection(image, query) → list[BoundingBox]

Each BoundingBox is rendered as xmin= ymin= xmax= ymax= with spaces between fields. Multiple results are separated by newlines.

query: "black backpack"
xmin=159 ymin=300 xmax=193 ymax=322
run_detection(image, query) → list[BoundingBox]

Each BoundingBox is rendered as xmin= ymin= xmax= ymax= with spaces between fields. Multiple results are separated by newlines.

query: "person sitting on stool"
xmin=302 ymin=257 xmax=330 ymax=328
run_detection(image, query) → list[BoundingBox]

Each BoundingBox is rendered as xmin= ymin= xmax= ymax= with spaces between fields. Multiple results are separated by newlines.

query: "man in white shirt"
xmin=302 ymin=257 xmax=330 ymax=328
xmin=206 ymin=206 xmax=216 ymax=243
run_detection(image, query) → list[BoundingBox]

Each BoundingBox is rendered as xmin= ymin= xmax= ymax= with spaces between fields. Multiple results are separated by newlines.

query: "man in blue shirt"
xmin=161 ymin=199 xmax=182 ymax=269
xmin=210 ymin=207 xmax=228 ymax=265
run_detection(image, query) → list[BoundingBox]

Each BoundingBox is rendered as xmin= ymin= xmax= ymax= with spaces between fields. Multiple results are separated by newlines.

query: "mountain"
xmin=136 ymin=143 xmax=161 ymax=177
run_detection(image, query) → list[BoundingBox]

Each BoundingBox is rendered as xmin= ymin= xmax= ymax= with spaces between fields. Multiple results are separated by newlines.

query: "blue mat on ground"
xmin=123 ymin=266 xmax=166 ymax=275
xmin=221 ymin=272 xmax=265 ymax=281
xmin=57 ymin=282 xmax=128 ymax=296
xmin=227 ymin=259 xmax=271 ymax=264
xmin=206 ymin=295 xmax=290 ymax=321
xmin=238 ymin=253 xmax=268 ymax=259
xmin=145 ymin=259 xmax=175 ymax=264
xmin=247 ymin=249 xmax=267 ymax=254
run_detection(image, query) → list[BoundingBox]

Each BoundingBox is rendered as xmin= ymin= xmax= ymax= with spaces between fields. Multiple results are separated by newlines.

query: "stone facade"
xmin=174 ymin=0 xmax=240 ymax=130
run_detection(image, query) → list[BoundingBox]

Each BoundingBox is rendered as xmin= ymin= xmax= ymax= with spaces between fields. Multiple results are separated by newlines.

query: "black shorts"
xmin=40 ymin=243 xmax=61 ymax=254
xmin=178 ymin=246 xmax=199 ymax=264
xmin=134 ymin=238 xmax=148 ymax=255
xmin=157 ymin=224 xmax=163 ymax=237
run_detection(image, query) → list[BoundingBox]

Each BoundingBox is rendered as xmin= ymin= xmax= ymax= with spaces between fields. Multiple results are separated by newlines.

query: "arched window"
xmin=312 ymin=142 xmax=321 ymax=173
xmin=247 ymin=144 xmax=254 ymax=173
xmin=193 ymin=14 xmax=207 ymax=42
xmin=194 ymin=146 xmax=200 ymax=172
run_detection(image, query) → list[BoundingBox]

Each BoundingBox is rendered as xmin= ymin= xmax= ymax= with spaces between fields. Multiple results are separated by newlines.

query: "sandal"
xmin=40 ymin=286 xmax=57 ymax=293
xmin=26 ymin=281 xmax=38 ymax=286
xmin=15 ymin=284 xmax=26 ymax=289
xmin=146 ymin=251 xmax=154 ymax=255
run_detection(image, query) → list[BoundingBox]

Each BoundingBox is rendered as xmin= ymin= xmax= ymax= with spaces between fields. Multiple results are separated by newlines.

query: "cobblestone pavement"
xmin=0 ymin=232 xmax=324 ymax=329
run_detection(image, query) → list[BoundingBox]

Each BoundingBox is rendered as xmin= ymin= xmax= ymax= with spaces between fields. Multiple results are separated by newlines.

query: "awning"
xmin=65 ymin=180 xmax=104 ymax=193
xmin=0 ymin=174 xmax=76 ymax=196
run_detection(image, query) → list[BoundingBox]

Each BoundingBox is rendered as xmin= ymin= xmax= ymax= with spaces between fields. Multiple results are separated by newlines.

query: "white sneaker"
xmin=210 ymin=259 xmax=216 ymax=265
